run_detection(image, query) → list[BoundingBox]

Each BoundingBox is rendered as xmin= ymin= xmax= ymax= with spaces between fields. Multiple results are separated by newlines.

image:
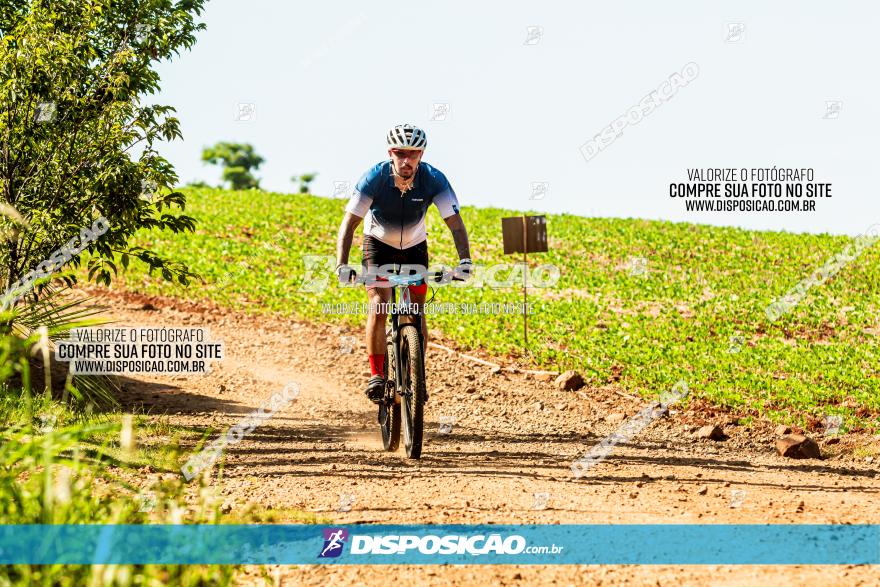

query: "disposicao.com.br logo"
xmin=318 ymin=528 xmax=563 ymax=558
xmin=319 ymin=528 xmax=349 ymax=558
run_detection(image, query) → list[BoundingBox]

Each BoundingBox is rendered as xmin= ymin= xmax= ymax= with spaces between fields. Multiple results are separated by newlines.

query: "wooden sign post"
xmin=501 ymin=215 xmax=548 ymax=356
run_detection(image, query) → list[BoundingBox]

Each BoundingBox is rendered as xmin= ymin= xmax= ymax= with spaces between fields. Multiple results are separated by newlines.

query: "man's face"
xmin=388 ymin=148 xmax=423 ymax=178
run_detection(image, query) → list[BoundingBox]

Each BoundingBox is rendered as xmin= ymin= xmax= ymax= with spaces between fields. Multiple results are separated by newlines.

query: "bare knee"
xmin=367 ymin=289 xmax=390 ymax=323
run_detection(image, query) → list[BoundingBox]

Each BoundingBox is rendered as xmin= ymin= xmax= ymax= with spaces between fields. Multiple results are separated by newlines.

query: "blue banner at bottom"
xmin=0 ymin=525 xmax=877 ymax=565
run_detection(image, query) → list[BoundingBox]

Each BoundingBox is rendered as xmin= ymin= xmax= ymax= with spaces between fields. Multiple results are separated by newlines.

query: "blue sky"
xmin=153 ymin=0 xmax=879 ymax=236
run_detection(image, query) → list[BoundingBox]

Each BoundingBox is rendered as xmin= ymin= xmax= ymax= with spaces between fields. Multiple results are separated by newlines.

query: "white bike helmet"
xmin=386 ymin=124 xmax=427 ymax=150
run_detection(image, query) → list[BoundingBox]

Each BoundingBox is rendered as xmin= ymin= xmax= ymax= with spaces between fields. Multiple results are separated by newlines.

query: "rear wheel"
xmin=399 ymin=324 xmax=426 ymax=459
xmin=379 ymin=338 xmax=400 ymax=451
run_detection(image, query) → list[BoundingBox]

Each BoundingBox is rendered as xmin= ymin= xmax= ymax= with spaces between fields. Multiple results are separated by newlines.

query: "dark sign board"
xmin=501 ymin=215 xmax=548 ymax=254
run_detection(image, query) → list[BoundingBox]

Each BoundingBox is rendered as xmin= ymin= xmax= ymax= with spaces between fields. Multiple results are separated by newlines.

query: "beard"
xmin=392 ymin=162 xmax=417 ymax=194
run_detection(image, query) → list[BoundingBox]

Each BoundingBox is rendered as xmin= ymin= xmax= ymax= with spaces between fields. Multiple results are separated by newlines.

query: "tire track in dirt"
xmin=85 ymin=287 xmax=880 ymax=586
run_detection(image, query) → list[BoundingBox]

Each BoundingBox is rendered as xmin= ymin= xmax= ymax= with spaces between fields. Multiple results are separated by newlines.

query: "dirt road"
xmin=89 ymin=287 xmax=880 ymax=586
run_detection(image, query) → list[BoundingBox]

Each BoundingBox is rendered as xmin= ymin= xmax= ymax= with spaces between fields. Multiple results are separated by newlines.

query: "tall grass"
xmin=0 ymin=330 xmax=239 ymax=586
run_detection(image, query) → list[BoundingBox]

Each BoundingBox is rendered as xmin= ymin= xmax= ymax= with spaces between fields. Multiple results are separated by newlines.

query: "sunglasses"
xmin=390 ymin=149 xmax=423 ymax=158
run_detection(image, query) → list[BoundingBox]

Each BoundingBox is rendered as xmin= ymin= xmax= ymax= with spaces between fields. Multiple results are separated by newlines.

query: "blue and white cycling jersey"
xmin=345 ymin=160 xmax=460 ymax=250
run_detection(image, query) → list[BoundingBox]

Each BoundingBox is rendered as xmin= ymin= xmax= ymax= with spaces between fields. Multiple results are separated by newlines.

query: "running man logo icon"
xmin=319 ymin=528 xmax=349 ymax=558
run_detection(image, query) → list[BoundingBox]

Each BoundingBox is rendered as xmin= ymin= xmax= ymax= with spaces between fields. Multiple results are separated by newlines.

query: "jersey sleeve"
xmin=344 ymin=166 xmax=380 ymax=218
xmin=344 ymin=188 xmax=373 ymax=218
xmin=430 ymin=170 xmax=460 ymax=218
xmin=433 ymin=185 xmax=460 ymax=219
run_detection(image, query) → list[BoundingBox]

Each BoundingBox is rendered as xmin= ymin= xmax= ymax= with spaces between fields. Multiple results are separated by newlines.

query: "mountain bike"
xmin=377 ymin=265 xmax=458 ymax=459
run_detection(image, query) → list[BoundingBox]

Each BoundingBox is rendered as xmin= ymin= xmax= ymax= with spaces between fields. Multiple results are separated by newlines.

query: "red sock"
xmin=407 ymin=282 xmax=428 ymax=296
xmin=369 ymin=354 xmax=385 ymax=378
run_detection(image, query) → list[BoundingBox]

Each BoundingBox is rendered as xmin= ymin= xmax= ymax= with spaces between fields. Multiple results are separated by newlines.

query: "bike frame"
xmin=376 ymin=263 xmax=458 ymax=457
xmin=384 ymin=268 xmax=425 ymax=401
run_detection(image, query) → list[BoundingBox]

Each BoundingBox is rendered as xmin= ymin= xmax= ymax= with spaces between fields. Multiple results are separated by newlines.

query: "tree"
xmin=292 ymin=172 xmax=317 ymax=194
xmin=0 ymin=0 xmax=205 ymax=306
xmin=202 ymin=142 xmax=264 ymax=190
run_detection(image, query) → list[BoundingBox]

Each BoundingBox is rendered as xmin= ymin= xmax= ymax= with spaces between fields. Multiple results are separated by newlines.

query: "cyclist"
xmin=335 ymin=124 xmax=473 ymax=403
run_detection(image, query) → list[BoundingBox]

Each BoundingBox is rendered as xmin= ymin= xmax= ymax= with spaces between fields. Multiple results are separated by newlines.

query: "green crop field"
xmin=97 ymin=187 xmax=880 ymax=431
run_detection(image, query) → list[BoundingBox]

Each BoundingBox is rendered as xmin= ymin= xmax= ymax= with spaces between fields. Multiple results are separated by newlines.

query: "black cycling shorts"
xmin=361 ymin=235 xmax=429 ymax=276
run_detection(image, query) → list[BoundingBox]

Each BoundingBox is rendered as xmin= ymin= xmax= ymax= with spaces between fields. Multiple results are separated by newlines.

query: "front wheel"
xmin=399 ymin=324 xmax=426 ymax=459
xmin=379 ymin=338 xmax=400 ymax=452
